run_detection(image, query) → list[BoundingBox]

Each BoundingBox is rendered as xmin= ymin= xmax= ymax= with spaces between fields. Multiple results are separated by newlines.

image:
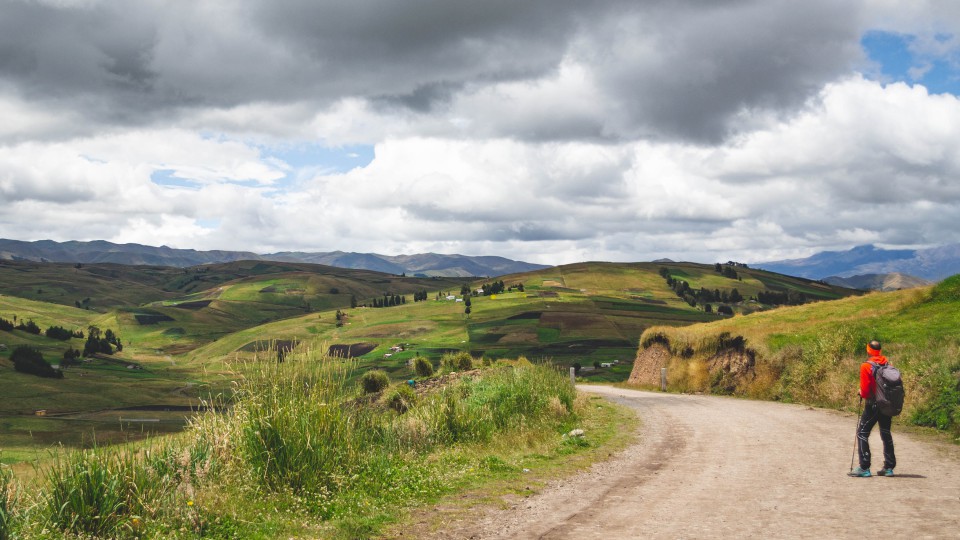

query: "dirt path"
xmin=436 ymin=386 xmax=960 ymax=539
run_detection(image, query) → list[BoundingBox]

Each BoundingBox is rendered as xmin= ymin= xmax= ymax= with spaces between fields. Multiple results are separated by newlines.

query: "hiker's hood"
xmin=867 ymin=344 xmax=888 ymax=364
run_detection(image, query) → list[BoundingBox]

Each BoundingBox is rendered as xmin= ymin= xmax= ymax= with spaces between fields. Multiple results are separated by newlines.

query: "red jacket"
xmin=859 ymin=347 xmax=889 ymax=399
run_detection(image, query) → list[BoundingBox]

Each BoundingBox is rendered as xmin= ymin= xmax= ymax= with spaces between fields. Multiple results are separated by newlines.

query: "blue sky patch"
xmin=861 ymin=30 xmax=959 ymax=95
xmin=265 ymin=142 xmax=375 ymax=175
xmin=150 ymin=169 xmax=201 ymax=189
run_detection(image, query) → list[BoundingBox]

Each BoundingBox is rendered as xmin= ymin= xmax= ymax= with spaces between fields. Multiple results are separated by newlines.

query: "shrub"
xmin=382 ymin=383 xmax=417 ymax=413
xmin=907 ymin=343 xmax=960 ymax=435
xmin=414 ymin=357 xmax=434 ymax=377
xmin=440 ymin=351 xmax=473 ymax=372
xmin=360 ymin=370 xmax=390 ymax=394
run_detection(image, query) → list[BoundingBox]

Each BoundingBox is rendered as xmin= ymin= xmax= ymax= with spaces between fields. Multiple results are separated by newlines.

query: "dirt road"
xmin=440 ymin=386 xmax=960 ymax=539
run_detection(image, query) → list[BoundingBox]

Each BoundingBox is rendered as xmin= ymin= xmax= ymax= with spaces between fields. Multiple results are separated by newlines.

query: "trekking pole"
xmin=850 ymin=396 xmax=862 ymax=473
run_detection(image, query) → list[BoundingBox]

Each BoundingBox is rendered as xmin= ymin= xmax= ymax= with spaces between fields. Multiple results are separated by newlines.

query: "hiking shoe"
xmin=876 ymin=468 xmax=894 ymax=477
xmin=848 ymin=467 xmax=871 ymax=477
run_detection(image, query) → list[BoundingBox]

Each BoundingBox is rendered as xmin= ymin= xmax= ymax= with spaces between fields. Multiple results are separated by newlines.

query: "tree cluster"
xmin=10 ymin=345 xmax=63 ymax=379
xmin=660 ymin=268 xmax=743 ymax=313
xmin=45 ymin=325 xmax=83 ymax=341
xmin=757 ymin=289 xmax=807 ymax=306
xmin=16 ymin=319 xmax=42 ymax=335
xmin=659 ymin=267 xmax=739 ymax=312
xmin=370 ymin=294 xmax=406 ymax=308
xmin=713 ymin=263 xmax=741 ymax=280
xmin=83 ymin=326 xmax=121 ymax=357
xmin=478 ymin=280 xmax=506 ymax=296
xmin=412 ymin=290 xmax=430 ymax=302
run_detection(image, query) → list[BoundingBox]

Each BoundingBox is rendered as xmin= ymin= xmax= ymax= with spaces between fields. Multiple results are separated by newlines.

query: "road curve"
xmin=444 ymin=386 xmax=960 ymax=539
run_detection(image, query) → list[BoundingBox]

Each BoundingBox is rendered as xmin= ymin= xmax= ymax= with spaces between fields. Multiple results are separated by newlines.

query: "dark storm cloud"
xmin=583 ymin=0 xmax=864 ymax=142
xmin=0 ymin=0 xmax=865 ymax=143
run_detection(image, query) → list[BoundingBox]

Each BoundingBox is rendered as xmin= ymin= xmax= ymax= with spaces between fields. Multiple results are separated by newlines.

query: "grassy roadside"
xmin=377 ymin=390 xmax=638 ymax=539
xmin=0 ymin=351 xmax=637 ymax=539
xmin=633 ymin=275 xmax=960 ymax=439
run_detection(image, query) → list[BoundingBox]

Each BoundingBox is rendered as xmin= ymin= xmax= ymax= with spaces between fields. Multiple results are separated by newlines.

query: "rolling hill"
xmin=0 ymin=258 xmax=862 ymax=456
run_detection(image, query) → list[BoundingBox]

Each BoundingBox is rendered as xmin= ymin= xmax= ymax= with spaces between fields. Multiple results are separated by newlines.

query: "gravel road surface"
xmin=434 ymin=385 xmax=960 ymax=539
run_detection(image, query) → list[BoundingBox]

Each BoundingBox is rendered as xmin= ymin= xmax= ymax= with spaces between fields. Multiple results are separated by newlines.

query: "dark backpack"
xmin=870 ymin=361 xmax=904 ymax=416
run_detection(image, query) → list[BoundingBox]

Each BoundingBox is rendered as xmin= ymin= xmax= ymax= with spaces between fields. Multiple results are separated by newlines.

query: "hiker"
xmin=850 ymin=340 xmax=896 ymax=477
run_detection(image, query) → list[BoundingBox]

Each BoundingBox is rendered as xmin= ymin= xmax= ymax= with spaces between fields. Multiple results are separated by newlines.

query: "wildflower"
xmin=187 ymin=500 xmax=194 ymax=507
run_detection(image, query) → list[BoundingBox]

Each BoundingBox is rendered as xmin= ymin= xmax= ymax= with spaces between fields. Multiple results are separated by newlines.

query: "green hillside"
xmin=631 ymin=274 xmax=960 ymax=437
xmin=0 ymin=259 xmax=862 ymax=459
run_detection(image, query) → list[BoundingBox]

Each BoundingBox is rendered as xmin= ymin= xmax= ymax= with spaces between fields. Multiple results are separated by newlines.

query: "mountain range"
xmin=820 ymin=273 xmax=934 ymax=291
xmin=754 ymin=243 xmax=960 ymax=281
xmin=0 ymin=239 xmax=549 ymax=278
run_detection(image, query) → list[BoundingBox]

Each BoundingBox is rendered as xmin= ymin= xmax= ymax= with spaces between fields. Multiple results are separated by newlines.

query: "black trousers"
xmin=857 ymin=400 xmax=896 ymax=470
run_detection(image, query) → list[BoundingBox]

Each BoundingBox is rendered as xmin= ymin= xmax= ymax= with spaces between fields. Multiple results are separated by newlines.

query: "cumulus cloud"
xmin=2 ymin=1 xmax=960 ymax=264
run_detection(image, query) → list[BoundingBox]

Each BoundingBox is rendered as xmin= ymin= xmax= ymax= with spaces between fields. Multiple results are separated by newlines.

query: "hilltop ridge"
xmin=0 ymin=238 xmax=549 ymax=277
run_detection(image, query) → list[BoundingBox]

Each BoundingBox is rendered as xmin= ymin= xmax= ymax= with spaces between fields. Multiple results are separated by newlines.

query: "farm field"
xmin=1 ymin=258 xmax=857 ymax=458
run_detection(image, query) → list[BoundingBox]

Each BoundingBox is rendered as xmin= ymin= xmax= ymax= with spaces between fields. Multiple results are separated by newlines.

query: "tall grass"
xmin=1 ymin=464 xmax=15 ymax=540
xmin=9 ymin=345 xmax=583 ymax=537
xmin=189 ymin=346 xmax=579 ymax=522
xmin=43 ymin=444 xmax=168 ymax=537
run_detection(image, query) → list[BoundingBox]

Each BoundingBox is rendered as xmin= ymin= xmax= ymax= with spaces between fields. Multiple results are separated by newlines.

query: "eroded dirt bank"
xmin=415 ymin=386 xmax=960 ymax=539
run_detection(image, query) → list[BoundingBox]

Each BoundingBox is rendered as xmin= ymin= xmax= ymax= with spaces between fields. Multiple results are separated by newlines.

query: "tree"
xmin=729 ymin=288 xmax=743 ymax=303
xmin=350 ymin=294 xmax=357 ymax=308
xmin=61 ymin=347 xmax=81 ymax=368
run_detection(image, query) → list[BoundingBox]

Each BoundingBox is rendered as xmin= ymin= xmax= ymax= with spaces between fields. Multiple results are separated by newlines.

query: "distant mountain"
xmin=755 ymin=244 xmax=960 ymax=281
xmin=821 ymin=273 xmax=933 ymax=292
xmin=0 ymin=239 xmax=549 ymax=277
xmin=0 ymin=239 xmax=259 ymax=267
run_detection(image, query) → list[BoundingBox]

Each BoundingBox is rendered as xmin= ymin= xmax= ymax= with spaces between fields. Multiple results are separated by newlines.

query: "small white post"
xmin=661 ymin=368 xmax=668 ymax=391
xmin=570 ymin=366 xmax=576 ymax=386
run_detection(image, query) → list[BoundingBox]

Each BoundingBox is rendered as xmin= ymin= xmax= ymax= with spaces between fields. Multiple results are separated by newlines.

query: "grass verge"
xmin=3 ymin=345 xmax=634 ymax=539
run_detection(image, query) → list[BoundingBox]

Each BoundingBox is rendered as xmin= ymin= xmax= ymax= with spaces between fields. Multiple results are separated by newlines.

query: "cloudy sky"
xmin=2 ymin=0 xmax=960 ymax=265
